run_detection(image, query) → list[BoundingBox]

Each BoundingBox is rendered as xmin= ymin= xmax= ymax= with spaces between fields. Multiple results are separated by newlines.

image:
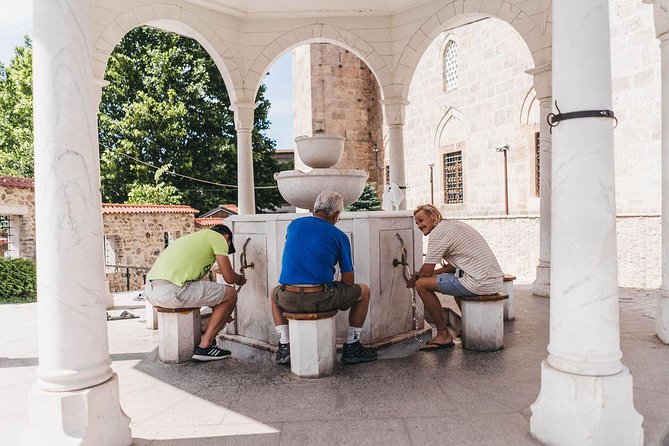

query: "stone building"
xmin=292 ymin=0 xmax=662 ymax=287
xmin=0 ymin=177 xmax=36 ymax=260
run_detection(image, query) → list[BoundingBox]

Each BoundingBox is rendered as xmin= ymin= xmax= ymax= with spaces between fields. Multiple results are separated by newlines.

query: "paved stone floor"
xmin=1 ymin=286 xmax=668 ymax=445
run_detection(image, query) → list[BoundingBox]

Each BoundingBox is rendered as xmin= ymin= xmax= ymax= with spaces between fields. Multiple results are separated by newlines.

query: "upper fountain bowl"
xmin=295 ymin=134 xmax=345 ymax=169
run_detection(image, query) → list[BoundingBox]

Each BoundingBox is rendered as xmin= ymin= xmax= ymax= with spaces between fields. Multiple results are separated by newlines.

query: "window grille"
xmin=535 ymin=132 xmax=541 ymax=197
xmin=164 ymin=232 xmax=172 ymax=248
xmin=385 ymin=165 xmax=390 ymax=185
xmin=443 ymin=151 xmax=463 ymax=204
xmin=104 ymin=236 xmax=118 ymax=272
xmin=443 ymin=41 xmax=459 ymax=92
xmin=0 ymin=216 xmax=9 ymax=258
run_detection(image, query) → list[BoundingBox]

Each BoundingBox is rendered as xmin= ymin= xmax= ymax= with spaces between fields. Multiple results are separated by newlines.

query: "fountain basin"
xmin=274 ymin=168 xmax=368 ymax=209
xmin=295 ymin=134 xmax=345 ymax=168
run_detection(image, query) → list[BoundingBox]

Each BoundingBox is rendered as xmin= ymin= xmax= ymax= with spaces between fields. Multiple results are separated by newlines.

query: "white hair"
xmin=313 ymin=190 xmax=344 ymax=215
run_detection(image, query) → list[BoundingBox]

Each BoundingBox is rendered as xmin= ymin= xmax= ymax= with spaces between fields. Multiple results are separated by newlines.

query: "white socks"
xmin=276 ymin=324 xmax=289 ymax=345
xmin=346 ymin=326 xmax=363 ymax=344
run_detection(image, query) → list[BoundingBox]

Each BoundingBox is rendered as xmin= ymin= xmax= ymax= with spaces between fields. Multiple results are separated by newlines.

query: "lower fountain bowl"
xmin=274 ymin=169 xmax=368 ymax=210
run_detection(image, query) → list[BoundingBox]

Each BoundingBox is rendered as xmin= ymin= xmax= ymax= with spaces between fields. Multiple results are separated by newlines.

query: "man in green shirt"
xmin=144 ymin=225 xmax=246 ymax=361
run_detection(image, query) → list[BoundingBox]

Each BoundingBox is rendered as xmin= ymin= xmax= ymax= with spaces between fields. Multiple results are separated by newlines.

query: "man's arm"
xmin=407 ymin=263 xmax=437 ymax=288
xmin=216 ymin=255 xmax=246 ymax=285
xmin=341 ymin=271 xmax=355 ymax=286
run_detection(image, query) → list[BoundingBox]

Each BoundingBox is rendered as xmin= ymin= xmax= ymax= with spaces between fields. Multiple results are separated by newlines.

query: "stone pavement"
xmin=1 ymin=287 xmax=668 ymax=445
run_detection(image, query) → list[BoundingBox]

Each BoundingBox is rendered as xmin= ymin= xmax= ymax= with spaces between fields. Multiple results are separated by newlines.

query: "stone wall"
xmin=0 ymin=185 xmax=36 ymax=260
xmin=294 ymin=43 xmax=385 ymax=188
xmin=103 ymin=212 xmax=196 ymax=292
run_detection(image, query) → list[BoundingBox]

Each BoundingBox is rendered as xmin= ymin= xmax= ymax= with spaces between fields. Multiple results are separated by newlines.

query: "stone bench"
xmin=155 ymin=306 xmax=201 ymax=363
xmin=459 ymin=293 xmax=508 ymax=352
xmin=283 ymin=310 xmax=338 ymax=378
xmin=502 ymin=274 xmax=516 ymax=321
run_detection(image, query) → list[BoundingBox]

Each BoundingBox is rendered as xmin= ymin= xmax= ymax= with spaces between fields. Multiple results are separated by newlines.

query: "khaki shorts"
xmin=144 ymin=280 xmax=231 ymax=308
xmin=272 ymin=281 xmax=361 ymax=313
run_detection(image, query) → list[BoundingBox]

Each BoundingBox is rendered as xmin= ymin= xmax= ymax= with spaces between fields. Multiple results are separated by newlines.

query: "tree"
xmin=127 ymin=164 xmax=184 ymax=205
xmin=100 ymin=26 xmax=284 ymax=212
xmin=0 ymin=37 xmax=33 ymax=177
xmin=346 ymin=183 xmax=382 ymax=211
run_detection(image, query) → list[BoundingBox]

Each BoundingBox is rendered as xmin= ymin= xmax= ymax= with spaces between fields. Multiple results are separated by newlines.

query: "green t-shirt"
xmin=146 ymin=229 xmax=229 ymax=286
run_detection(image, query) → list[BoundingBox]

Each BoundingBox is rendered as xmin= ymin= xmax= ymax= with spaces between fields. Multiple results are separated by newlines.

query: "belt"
xmin=282 ymin=284 xmax=326 ymax=293
xmin=151 ymin=279 xmax=174 ymax=286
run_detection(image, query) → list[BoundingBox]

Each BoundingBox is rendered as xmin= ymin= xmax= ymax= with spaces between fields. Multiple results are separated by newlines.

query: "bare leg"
xmin=415 ymin=277 xmax=453 ymax=345
xmin=348 ymin=284 xmax=370 ymax=327
xmin=199 ymin=286 xmax=237 ymax=348
xmin=271 ymin=288 xmax=288 ymax=326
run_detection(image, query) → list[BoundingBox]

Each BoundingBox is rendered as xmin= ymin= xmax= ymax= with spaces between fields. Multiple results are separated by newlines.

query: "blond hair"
xmin=413 ymin=204 xmax=442 ymax=223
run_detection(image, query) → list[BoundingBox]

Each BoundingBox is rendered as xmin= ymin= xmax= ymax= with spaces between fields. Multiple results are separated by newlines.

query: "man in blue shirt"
xmin=271 ymin=190 xmax=377 ymax=365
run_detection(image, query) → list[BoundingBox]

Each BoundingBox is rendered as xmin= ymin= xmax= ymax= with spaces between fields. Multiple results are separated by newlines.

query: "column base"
xmin=532 ymin=263 xmax=550 ymax=297
xmin=656 ymin=289 xmax=669 ymax=344
xmin=530 ymin=361 xmax=643 ymax=446
xmin=24 ymin=373 xmax=131 ymax=446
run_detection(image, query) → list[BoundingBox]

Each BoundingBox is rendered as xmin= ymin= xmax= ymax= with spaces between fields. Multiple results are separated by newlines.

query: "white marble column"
xmin=644 ymin=0 xmax=669 ymax=343
xmin=29 ymin=0 xmax=131 ymax=443
xmin=231 ymin=102 xmax=257 ymax=215
xmin=527 ymin=65 xmax=552 ymax=297
xmin=530 ymin=0 xmax=643 ymax=444
xmin=381 ymin=98 xmax=409 ymax=210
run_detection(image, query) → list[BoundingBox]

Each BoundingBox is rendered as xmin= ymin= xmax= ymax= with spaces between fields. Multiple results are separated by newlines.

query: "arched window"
xmin=443 ymin=40 xmax=458 ymax=92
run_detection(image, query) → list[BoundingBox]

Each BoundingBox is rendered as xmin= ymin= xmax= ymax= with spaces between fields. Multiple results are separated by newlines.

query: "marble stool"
xmin=502 ymin=274 xmax=516 ymax=321
xmin=146 ymin=300 xmax=158 ymax=330
xmin=460 ymin=294 xmax=508 ymax=352
xmin=156 ymin=306 xmax=201 ymax=363
xmin=283 ymin=310 xmax=338 ymax=378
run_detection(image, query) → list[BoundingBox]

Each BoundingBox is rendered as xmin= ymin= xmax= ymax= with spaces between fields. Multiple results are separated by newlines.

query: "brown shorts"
xmin=272 ymin=281 xmax=361 ymax=313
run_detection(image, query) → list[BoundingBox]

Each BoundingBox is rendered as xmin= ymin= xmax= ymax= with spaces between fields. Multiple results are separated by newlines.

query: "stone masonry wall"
xmin=0 ymin=185 xmax=36 ymax=260
xmin=103 ymin=213 xmax=196 ymax=291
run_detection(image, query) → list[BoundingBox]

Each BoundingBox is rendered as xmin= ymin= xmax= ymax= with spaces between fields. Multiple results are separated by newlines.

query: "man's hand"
xmin=236 ymin=273 xmax=247 ymax=286
xmin=406 ymin=272 xmax=420 ymax=288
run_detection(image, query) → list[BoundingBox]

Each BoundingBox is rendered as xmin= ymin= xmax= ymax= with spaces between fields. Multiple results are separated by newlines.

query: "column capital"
xmin=644 ymin=0 xmax=669 ymax=39
xmin=230 ymin=101 xmax=258 ymax=131
xmin=380 ymin=98 xmax=410 ymax=126
xmin=526 ymin=63 xmax=552 ymax=100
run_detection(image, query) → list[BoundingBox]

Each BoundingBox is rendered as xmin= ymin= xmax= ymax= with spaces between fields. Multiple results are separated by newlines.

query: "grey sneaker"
xmin=341 ymin=341 xmax=377 ymax=364
xmin=192 ymin=343 xmax=231 ymax=361
xmin=275 ymin=343 xmax=290 ymax=365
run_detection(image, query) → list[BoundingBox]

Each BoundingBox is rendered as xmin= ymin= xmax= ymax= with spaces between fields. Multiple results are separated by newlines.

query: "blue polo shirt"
xmin=279 ymin=216 xmax=353 ymax=286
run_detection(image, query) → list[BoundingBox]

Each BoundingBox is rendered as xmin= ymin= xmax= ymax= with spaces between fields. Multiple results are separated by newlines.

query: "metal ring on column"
xmin=547 ymin=100 xmax=618 ymax=132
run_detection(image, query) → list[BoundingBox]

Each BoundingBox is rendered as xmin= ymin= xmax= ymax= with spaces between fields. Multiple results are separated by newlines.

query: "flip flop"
xmin=107 ymin=310 xmax=139 ymax=321
xmin=419 ymin=341 xmax=455 ymax=351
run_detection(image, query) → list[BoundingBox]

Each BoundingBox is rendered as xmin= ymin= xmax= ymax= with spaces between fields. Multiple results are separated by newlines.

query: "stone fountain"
xmin=220 ymin=134 xmax=430 ymax=362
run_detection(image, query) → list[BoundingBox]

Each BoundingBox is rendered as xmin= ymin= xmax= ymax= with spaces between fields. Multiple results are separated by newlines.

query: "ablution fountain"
xmin=221 ymin=134 xmax=430 ymax=361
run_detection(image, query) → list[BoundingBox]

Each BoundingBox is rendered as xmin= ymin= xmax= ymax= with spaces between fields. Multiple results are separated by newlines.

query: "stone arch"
xmin=520 ymin=87 xmax=539 ymax=125
xmin=247 ymin=24 xmax=391 ymax=103
xmin=92 ymin=4 xmax=241 ymax=104
xmin=395 ymin=0 xmax=550 ymax=101
xmin=434 ymin=107 xmax=467 ymax=147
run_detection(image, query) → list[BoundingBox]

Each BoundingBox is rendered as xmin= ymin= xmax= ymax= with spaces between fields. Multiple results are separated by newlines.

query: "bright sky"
xmin=0 ymin=0 xmax=294 ymax=150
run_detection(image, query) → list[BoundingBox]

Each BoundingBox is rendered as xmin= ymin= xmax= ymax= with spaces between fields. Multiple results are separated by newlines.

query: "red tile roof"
xmin=102 ymin=204 xmax=198 ymax=214
xmin=0 ymin=176 xmax=34 ymax=189
xmin=194 ymin=218 xmax=226 ymax=227
xmin=222 ymin=204 xmax=238 ymax=213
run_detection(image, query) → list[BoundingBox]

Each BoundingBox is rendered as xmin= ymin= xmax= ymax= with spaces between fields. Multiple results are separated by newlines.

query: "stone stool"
xmin=146 ymin=300 xmax=158 ymax=330
xmin=156 ymin=307 xmax=201 ymax=363
xmin=502 ymin=274 xmax=517 ymax=321
xmin=459 ymin=294 xmax=508 ymax=352
xmin=283 ymin=310 xmax=338 ymax=378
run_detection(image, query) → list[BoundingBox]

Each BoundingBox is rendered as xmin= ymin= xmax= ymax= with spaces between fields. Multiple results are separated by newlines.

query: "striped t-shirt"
xmin=425 ymin=220 xmax=503 ymax=295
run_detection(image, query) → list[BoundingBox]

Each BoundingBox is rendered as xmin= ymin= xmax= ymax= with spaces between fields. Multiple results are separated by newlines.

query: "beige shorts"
xmin=144 ymin=280 xmax=231 ymax=308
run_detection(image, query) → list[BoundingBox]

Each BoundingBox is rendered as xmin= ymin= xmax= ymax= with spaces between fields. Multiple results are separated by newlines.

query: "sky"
xmin=0 ymin=0 xmax=295 ymax=150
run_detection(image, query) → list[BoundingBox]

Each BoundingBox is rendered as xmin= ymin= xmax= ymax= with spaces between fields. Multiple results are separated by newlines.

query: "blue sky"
xmin=0 ymin=1 xmax=294 ymax=150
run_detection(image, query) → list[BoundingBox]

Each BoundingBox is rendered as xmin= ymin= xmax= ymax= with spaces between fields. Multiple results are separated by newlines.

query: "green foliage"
xmin=0 ymin=257 xmax=37 ymax=303
xmin=127 ymin=164 xmax=184 ymax=204
xmin=0 ymin=37 xmax=33 ymax=177
xmin=346 ymin=183 xmax=382 ymax=212
xmin=100 ymin=26 xmax=284 ymax=213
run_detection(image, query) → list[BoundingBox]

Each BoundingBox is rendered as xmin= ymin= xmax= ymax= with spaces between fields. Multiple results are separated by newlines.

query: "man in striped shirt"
xmin=407 ymin=204 xmax=503 ymax=350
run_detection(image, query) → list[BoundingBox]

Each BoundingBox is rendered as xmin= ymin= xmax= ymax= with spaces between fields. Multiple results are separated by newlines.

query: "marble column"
xmin=231 ymin=102 xmax=257 ymax=215
xmin=644 ymin=0 xmax=669 ymax=343
xmin=530 ymin=0 xmax=643 ymax=444
xmin=28 ymin=0 xmax=131 ymax=443
xmin=527 ymin=65 xmax=552 ymax=297
xmin=381 ymin=98 xmax=409 ymax=210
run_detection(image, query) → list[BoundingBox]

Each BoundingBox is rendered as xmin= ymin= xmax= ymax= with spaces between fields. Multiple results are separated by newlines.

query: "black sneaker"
xmin=275 ymin=343 xmax=290 ymax=365
xmin=192 ymin=343 xmax=231 ymax=361
xmin=341 ymin=341 xmax=377 ymax=364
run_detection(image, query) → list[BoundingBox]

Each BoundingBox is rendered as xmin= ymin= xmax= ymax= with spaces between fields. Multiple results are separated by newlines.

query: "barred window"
xmin=0 ymin=216 xmax=9 ymax=258
xmin=164 ymin=232 xmax=172 ymax=248
xmin=443 ymin=151 xmax=463 ymax=204
xmin=534 ymin=132 xmax=541 ymax=197
xmin=104 ymin=236 xmax=118 ymax=272
xmin=385 ymin=165 xmax=390 ymax=185
xmin=443 ymin=41 xmax=458 ymax=92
